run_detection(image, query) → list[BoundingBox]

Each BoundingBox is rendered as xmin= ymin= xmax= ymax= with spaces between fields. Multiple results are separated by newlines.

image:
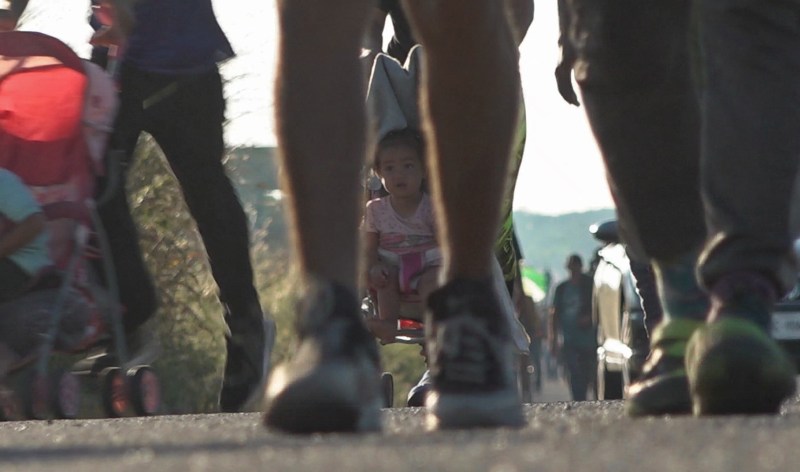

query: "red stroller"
xmin=0 ymin=31 xmax=160 ymax=419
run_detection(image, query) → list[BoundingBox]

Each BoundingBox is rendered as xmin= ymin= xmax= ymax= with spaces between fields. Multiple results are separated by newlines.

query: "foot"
xmin=263 ymin=281 xmax=382 ymax=433
xmin=424 ymin=278 xmax=525 ymax=430
xmin=406 ymin=369 xmax=431 ymax=407
xmin=687 ymin=273 xmax=796 ymax=415
xmin=625 ymin=318 xmax=703 ymax=417
xmin=219 ymin=304 xmax=276 ymax=413
xmin=687 ymin=318 xmax=796 ymax=415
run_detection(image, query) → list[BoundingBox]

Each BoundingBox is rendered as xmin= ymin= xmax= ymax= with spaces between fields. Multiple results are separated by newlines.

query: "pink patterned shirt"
xmin=364 ymin=193 xmax=438 ymax=257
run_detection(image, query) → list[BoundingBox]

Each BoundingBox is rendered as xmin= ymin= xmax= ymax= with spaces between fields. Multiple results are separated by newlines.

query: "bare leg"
xmin=275 ymin=0 xmax=371 ymax=293
xmin=402 ymin=0 xmax=520 ymax=282
xmin=376 ymin=267 xmax=401 ymax=323
xmin=264 ymin=0 xmax=383 ymax=434
xmin=416 ymin=267 xmax=439 ymax=304
xmin=372 ymin=268 xmax=401 ymax=342
xmin=401 ymin=0 xmax=525 ymax=429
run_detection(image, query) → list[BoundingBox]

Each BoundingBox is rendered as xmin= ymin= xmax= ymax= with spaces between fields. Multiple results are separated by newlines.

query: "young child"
xmin=363 ymin=128 xmax=439 ymax=343
xmin=0 ymin=168 xmax=52 ymax=303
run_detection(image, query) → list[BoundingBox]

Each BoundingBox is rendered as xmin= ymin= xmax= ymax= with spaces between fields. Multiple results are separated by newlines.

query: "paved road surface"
xmin=2 ymin=375 xmax=800 ymax=472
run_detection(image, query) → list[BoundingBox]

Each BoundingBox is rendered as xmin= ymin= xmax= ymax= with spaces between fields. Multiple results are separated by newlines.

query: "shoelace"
xmin=436 ymin=316 xmax=497 ymax=386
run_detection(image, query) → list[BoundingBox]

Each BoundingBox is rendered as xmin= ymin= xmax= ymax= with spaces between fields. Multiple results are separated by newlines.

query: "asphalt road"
xmin=2 ymin=382 xmax=800 ymax=472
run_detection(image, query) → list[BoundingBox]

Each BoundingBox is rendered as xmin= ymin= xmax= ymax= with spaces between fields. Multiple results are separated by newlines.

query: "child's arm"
xmin=0 ymin=212 xmax=45 ymax=259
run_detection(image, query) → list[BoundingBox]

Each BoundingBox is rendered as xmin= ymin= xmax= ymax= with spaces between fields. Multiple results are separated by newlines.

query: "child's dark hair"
xmin=373 ymin=127 xmax=425 ymax=171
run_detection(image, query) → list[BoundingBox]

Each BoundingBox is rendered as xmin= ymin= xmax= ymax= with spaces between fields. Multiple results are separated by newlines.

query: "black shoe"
xmin=625 ymin=318 xmax=702 ymax=417
xmin=219 ymin=303 xmax=276 ymax=413
xmin=263 ymin=280 xmax=382 ymax=434
xmin=425 ymin=278 xmax=525 ymax=430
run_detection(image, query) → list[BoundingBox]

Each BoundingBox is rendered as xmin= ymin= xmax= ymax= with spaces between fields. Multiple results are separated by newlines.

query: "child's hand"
xmin=368 ymin=264 xmax=389 ymax=289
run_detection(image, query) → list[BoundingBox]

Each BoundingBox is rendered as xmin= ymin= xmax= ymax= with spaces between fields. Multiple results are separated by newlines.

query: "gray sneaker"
xmin=263 ymin=280 xmax=382 ymax=434
xmin=425 ymin=278 xmax=525 ymax=430
xmin=219 ymin=305 xmax=276 ymax=413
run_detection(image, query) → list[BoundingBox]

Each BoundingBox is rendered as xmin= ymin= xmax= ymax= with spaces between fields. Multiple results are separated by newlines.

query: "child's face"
xmin=376 ymin=145 xmax=425 ymax=199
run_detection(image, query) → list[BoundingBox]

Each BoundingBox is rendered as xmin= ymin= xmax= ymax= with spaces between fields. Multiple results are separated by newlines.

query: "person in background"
xmin=363 ymin=128 xmax=439 ymax=344
xmin=0 ymin=169 xmax=51 ymax=304
xmin=365 ymin=0 xmax=533 ymax=298
xmin=515 ymin=268 xmax=543 ymax=395
xmin=92 ymin=0 xmax=275 ymax=413
xmin=549 ymin=253 xmax=595 ymax=401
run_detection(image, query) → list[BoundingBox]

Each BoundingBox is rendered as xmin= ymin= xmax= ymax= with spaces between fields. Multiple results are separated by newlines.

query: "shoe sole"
xmin=625 ymin=373 xmax=692 ymax=417
xmin=263 ymin=359 xmax=382 ymax=434
xmin=426 ymin=389 xmax=525 ymax=430
xmin=688 ymin=320 xmax=797 ymax=415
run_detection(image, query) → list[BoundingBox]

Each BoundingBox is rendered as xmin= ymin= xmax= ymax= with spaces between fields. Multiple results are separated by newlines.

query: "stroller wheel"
xmin=380 ymin=372 xmax=394 ymax=408
xmin=101 ymin=367 xmax=128 ymax=418
xmin=128 ymin=365 xmax=160 ymax=416
xmin=24 ymin=373 xmax=50 ymax=420
xmin=52 ymin=370 xmax=81 ymax=419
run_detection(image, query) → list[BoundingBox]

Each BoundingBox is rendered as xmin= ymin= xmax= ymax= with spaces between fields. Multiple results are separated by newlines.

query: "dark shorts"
xmin=0 ymin=258 xmax=32 ymax=303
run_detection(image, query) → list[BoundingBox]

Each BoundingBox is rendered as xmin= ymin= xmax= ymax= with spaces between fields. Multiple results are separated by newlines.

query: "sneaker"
xmin=687 ymin=273 xmax=797 ymax=415
xmin=263 ymin=280 xmax=382 ymax=434
xmin=406 ymin=369 xmax=431 ymax=407
xmin=424 ymin=278 xmax=525 ymax=430
xmin=687 ymin=317 xmax=796 ymax=415
xmin=219 ymin=304 xmax=276 ymax=413
xmin=625 ymin=318 xmax=702 ymax=417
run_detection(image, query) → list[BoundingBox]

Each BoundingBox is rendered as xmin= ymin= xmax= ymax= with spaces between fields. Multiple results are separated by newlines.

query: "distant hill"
xmin=513 ymin=209 xmax=616 ymax=282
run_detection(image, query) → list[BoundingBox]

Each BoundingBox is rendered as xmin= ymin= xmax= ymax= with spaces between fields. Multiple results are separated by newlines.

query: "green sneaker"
xmin=626 ymin=318 xmax=703 ymax=417
xmin=687 ymin=317 xmax=796 ymax=415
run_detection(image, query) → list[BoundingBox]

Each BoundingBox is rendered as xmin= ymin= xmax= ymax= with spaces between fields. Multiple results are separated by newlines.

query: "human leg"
xmin=376 ymin=266 xmax=401 ymax=322
xmin=402 ymin=267 xmax=439 ymax=406
xmin=687 ymin=0 xmax=800 ymax=415
xmin=140 ymin=67 xmax=272 ymax=413
xmin=402 ymin=0 xmax=524 ymax=429
xmin=263 ymin=0 xmax=381 ymax=434
xmin=98 ymin=64 xmax=158 ymax=337
xmin=562 ymin=347 xmax=586 ymax=401
xmin=564 ymin=0 xmax=708 ymax=416
xmin=367 ymin=267 xmax=401 ymax=343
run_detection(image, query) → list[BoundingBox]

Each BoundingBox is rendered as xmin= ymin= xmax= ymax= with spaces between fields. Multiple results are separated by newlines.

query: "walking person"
xmin=93 ymin=0 xmax=274 ymax=413
xmin=558 ymin=0 xmax=798 ymax=416
xmin=549 ymin=254 xmax=595 ymax=401
xmin=263 ymin=0 xmax=531 ymax=433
